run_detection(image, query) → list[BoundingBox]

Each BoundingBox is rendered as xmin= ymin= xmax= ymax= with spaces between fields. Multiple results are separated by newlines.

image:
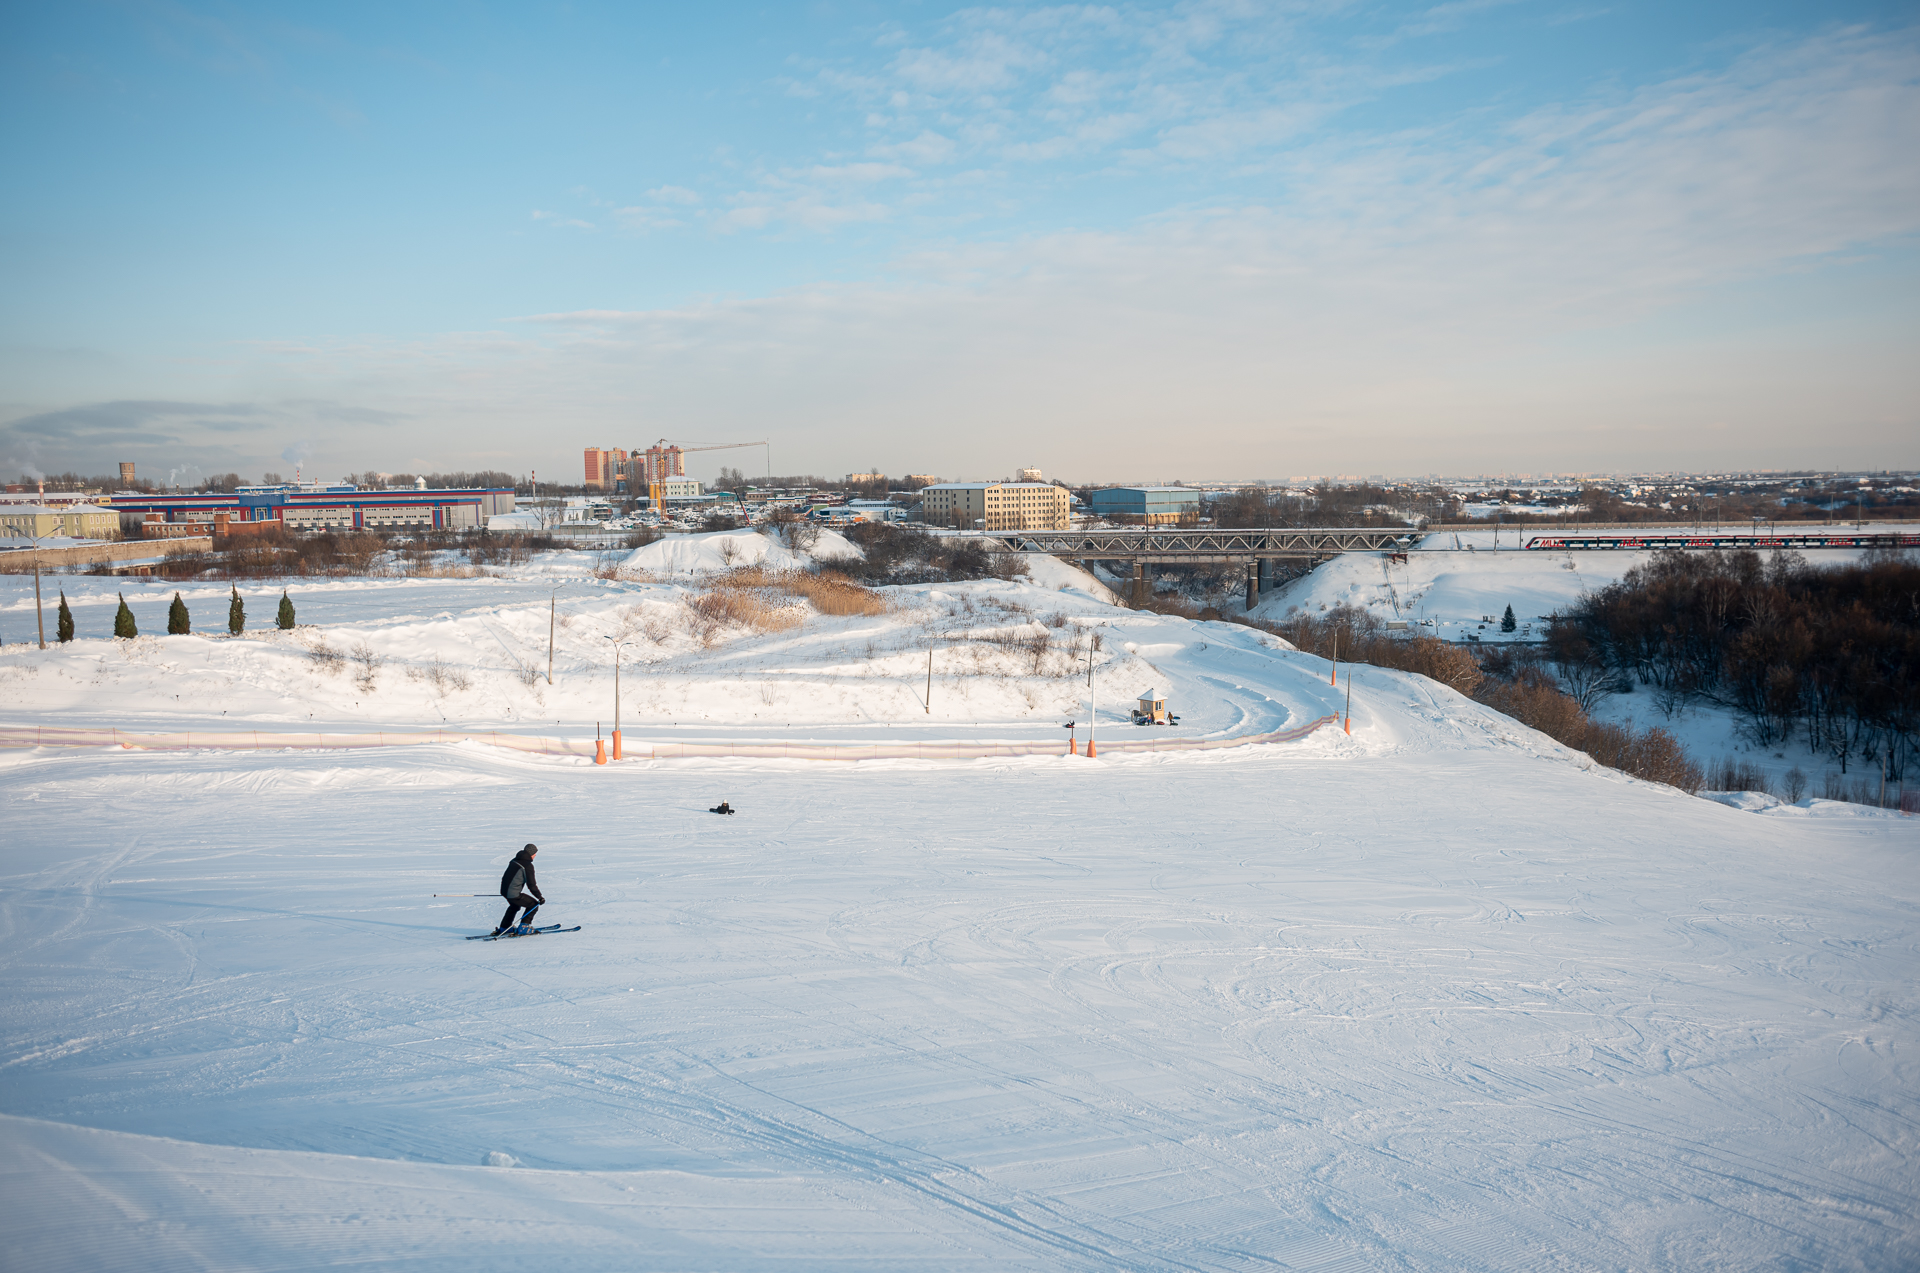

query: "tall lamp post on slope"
xmin=26 ymin=504 xmax=57 ymax=649
xmin=604 ymin=636 xmax=629 ymax=760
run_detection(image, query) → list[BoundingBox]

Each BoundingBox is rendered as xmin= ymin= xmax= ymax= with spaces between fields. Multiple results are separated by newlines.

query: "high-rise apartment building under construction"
xmin=583 ymin=447 xmax=628 ymax=490
xmin=631 ymin=444 xmax=686 ymax=487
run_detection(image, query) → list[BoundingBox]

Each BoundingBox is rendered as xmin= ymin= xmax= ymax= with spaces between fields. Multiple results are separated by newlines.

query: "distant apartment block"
xmin=1018 ymin=467 xmax=1043 ymax=482
xmin=584 ymin=447 xmax=628 ymax=490
xmin=921 ymin=482 xmax=1070 ymax=531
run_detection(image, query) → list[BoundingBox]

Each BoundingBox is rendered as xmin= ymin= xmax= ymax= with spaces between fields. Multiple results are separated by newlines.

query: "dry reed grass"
xmin=689 ymin=587 xmax=806 ymax=636
xmin=708 ymin=567 xmax=890 ymax=618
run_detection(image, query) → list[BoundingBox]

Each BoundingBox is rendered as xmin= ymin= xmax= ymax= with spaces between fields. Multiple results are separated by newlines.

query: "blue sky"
xmin=2 ymin=1 xmax=1915 ymax=484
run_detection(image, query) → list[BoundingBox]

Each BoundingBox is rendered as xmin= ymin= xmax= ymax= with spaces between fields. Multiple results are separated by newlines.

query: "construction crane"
xmin=636 ymin=439 xmax=769 ymax=509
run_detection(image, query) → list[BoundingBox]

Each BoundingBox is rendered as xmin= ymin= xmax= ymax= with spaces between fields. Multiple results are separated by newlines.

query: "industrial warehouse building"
xmin=1087 ymin=486 xmax=1201 ymax=525
xmin=920 ymin=481 xmax=1070 ymax=531
xmin=106 ymin=483 xmax=517 ymax=534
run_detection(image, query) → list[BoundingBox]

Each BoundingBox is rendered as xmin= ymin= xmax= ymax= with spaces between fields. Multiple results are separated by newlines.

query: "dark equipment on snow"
xmin=709 ymin=801 xmax=735 ymax=815
xmin=469 ymin=923 xmax=581 ymax=941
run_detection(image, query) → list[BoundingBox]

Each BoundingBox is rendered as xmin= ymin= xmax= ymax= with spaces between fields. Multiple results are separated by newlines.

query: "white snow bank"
xmin=623 ymin=529 xmax=803 ymax=574
xmin=1701 ymin=790 xmax=1909 ymax=818
xmin=805 ymin=526 xmax=864 ymax=563
xmin=622 ymin=527 xmax=865 ymax=576
xmin=1018 ymin=552 xmax=1121 ymax=604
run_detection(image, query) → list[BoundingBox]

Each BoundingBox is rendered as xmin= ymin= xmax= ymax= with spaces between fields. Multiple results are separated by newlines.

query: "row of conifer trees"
xmin=48 ymin=587 xmax=298 ymax=641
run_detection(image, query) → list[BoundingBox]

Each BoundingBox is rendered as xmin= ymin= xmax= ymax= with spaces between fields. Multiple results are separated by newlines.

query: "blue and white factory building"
xmin=107 ymin=483 xmax=517 ymax=533
xmin=1086 ymin=486 xmax=1202 ymax=524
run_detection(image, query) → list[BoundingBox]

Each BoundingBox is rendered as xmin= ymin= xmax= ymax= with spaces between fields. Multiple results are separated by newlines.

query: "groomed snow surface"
xmin=2 ymin=546 xmax=1917 ymax=1270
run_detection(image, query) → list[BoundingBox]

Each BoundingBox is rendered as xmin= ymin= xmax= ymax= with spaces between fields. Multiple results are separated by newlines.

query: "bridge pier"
xmin=1245 ymin=560 xmax=1259 ymax=612
xmin=1130 ymin=561 xmax=1146 ymax=608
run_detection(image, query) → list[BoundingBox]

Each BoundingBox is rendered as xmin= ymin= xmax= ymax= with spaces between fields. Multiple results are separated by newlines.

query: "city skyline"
xmin=3 ymin=1 xmax=1915 ymax=484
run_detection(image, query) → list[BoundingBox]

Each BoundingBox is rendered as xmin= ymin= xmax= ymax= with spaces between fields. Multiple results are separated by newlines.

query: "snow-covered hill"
xmin=0 ymin=564 xmax=1233 ymax=742
xmin=1253 ymin=529 xmax=1888 ymax=641
xmin=2 ymin=561 xmax=1917 ymax=1270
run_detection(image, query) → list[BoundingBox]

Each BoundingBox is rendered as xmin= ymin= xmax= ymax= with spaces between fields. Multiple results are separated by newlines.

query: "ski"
xmin=466 ymin=923 xmax=579 ymax=941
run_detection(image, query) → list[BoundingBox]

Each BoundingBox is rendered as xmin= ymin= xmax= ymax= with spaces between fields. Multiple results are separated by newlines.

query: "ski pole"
xmin=433 ymin=893 xmax=496 ymax=897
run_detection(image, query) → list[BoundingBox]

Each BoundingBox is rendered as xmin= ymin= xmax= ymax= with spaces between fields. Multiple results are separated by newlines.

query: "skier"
xmin=709 ymin=801 xmax=734 ymax=815
xmin=493 ymin=844 xmax=546 ymax=936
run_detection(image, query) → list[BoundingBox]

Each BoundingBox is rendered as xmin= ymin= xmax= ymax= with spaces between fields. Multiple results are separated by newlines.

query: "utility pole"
xmin=925 ymin=647 xmax=932 ymax=713
xmin=548 ymin=589 xmax=558 ymax=685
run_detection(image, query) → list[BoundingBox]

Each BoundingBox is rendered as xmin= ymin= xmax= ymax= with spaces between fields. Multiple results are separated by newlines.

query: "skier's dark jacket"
xmin=500 ymin=850 xmax=540 ymax=901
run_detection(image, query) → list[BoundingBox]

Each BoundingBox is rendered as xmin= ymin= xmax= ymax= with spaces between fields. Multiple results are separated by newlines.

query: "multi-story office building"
xmin=920 ymin=482 xmax=1070 ymax=531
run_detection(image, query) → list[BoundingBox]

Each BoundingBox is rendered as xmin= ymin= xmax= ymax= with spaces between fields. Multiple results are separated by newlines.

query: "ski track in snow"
xmin=1 ymin=568 xmax=1917 ymax=1269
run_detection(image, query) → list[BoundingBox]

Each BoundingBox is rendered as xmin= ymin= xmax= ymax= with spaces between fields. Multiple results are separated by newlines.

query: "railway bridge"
xmin=982 ymin=526 xmax=1419 ymax=609
xmin=981 ymin=524 xmax=1919 ymax=611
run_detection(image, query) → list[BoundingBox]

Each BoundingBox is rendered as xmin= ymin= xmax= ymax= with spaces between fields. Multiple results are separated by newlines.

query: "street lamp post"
xmin=27 ymin=508 xmax=54 ymax=650
xmin=31 ymin=537 xmax=47 ymax=649
xmin=604 ymin=636 xmax=630 ymax=760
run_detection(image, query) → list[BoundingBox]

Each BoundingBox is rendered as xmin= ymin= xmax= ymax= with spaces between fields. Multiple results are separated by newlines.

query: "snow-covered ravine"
xmin=1252 ymin=528 xmax=1892 ymax=641
xmin=2 ymin=557 xmax=1918 ymax=1269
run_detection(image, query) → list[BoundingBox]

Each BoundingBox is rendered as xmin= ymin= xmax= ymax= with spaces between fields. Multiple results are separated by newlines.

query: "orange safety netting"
xmin=0 ymin=715 xmax=1338 ymax=762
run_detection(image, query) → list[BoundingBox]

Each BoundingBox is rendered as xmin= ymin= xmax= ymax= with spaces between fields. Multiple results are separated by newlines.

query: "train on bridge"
xmin=1524 ymin=531 xmax=1919 ymax=552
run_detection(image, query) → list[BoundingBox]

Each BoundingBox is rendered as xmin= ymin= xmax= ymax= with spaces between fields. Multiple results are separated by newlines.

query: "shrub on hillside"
xmin=1267 ymin=604 xmax=1484 ymax=697
xmin=831 ymin=522 xmax=1029 ymax=584
xmin=1475 ymin=668 xmax=1702 ymax=792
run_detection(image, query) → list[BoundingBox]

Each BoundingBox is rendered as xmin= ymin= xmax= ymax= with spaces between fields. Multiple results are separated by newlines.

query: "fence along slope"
xmin=0 ymin=716 xmax=1339 ymax=761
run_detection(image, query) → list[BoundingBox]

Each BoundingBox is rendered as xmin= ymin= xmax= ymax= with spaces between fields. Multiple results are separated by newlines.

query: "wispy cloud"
xmin=0 ymin=399 xmax=406 ymax=476
xmin=329 ymin=28 xmax=1920 ymax=475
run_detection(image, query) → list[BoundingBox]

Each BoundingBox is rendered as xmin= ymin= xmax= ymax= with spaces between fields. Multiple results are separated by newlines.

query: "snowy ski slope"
xmin=1 ymin=554 xmax=1917 ymax=1269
